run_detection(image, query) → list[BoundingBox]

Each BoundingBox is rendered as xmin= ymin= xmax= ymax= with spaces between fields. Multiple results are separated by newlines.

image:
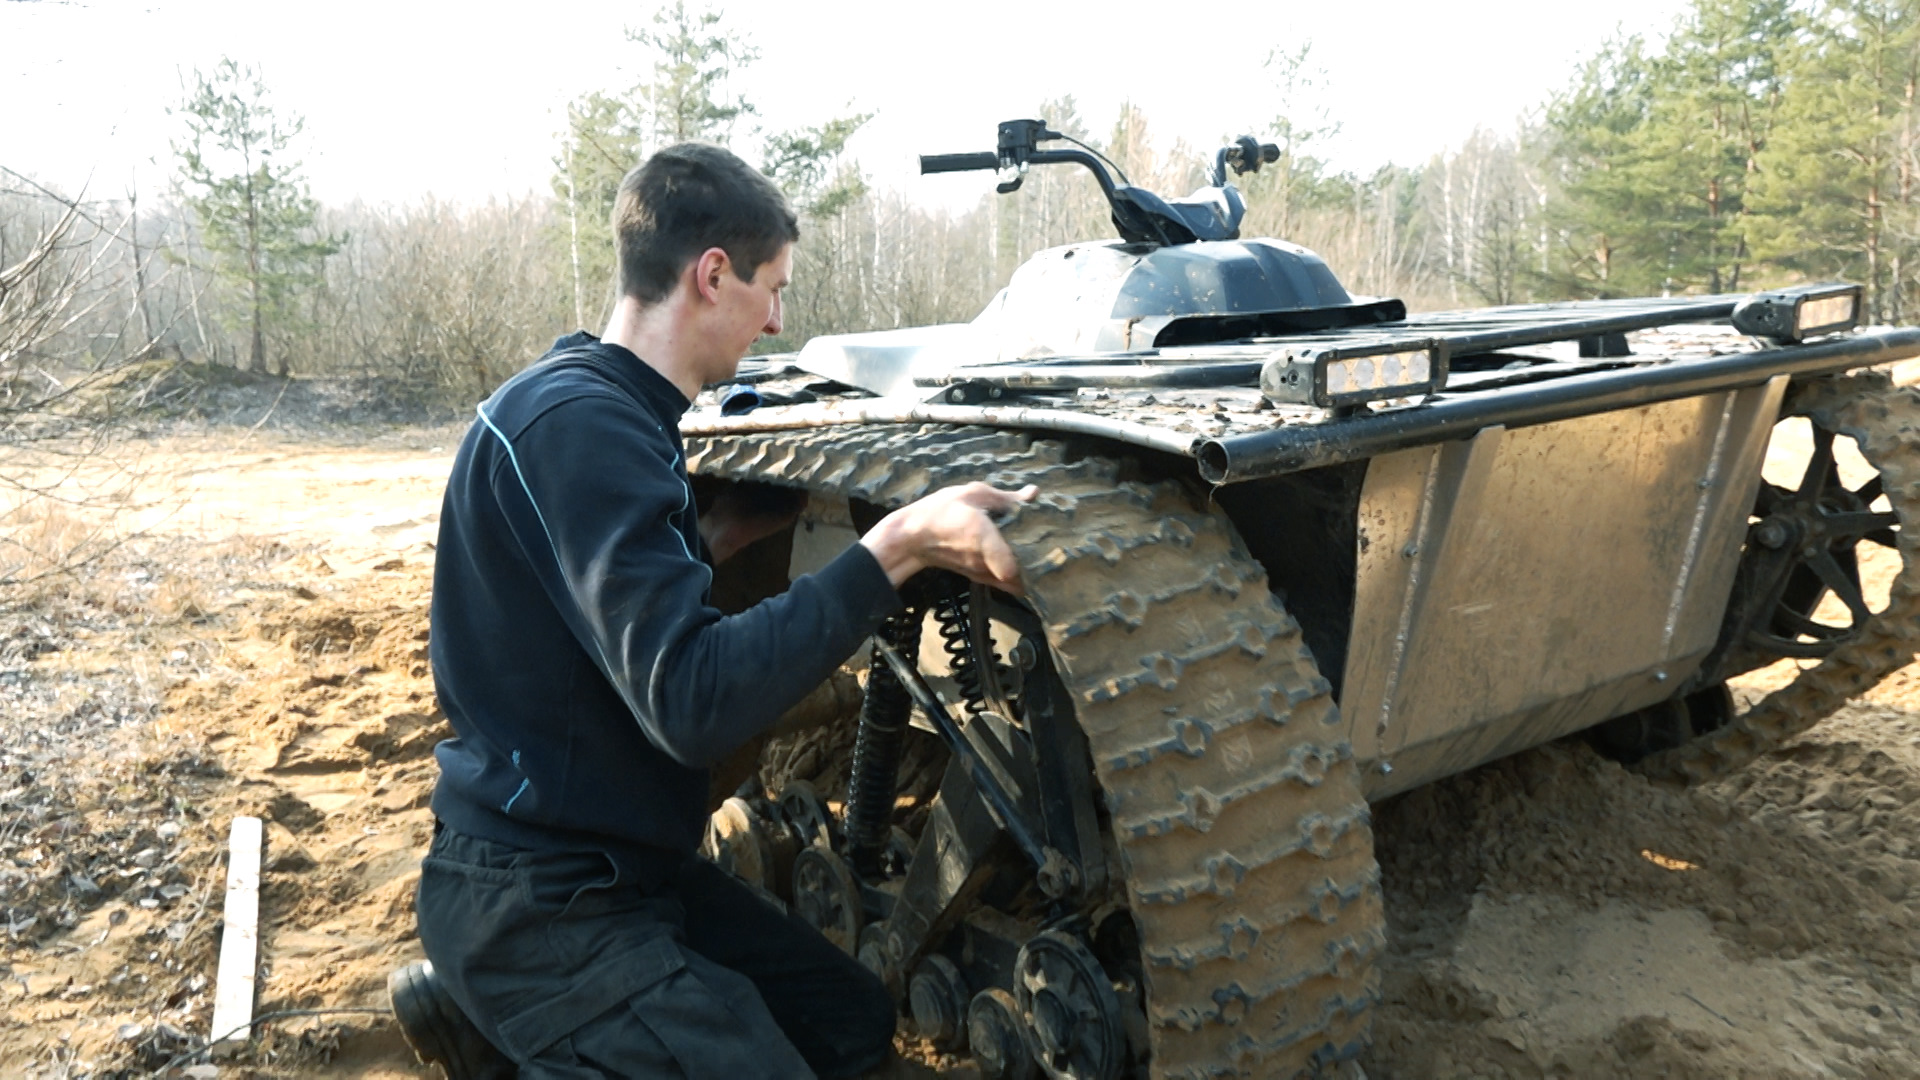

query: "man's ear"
xmin=691 ymin=247 xmax=732 ymax=305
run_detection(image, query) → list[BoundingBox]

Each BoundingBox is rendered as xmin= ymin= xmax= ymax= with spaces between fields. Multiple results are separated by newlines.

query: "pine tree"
xmin=763 ymin=115 xmax=871 ymax=221
xmin=1544 ymin=36 xmax=1663 ymax=295
xmin=172 ymin=58 xmax=338 ymax=375
xmin=1545 ymin=0 xmax=1795 ymax=298
xmin=1750 ymin=0 xmax=1920 ymax=320
xmin=629 ymin=0 xmax=759 ymax=147
xmin=554 ymin=91 xmax=642 ymax=327
xmin=1643 ymin=0 xmax=1796 ymax=293
xmin=761 ymin=113 xmax=872 ymax=346
xmin=552 ymin=1 xmax=758 ymax=326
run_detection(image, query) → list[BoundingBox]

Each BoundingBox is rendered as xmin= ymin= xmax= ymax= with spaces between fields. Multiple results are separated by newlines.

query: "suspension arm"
xmin=871 ymin=638 xmax=1052 ymax=872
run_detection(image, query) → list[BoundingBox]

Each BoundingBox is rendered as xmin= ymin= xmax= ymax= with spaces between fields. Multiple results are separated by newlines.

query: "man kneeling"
xmin=390 ymin=143 xmax=1034 ymax=1079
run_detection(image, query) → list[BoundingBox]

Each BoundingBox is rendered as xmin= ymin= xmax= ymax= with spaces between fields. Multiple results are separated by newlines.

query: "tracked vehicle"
xmin=681 ymin=120 xmax=1920 ymax=1079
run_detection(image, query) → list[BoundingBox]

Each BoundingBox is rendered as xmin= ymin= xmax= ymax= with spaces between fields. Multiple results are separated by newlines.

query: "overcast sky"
xmin=6 ymin=0 xmax=1688 ymax=211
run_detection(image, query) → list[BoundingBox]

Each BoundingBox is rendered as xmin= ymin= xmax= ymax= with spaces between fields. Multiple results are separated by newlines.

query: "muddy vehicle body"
xmin=680 ymin=120 xmax=1920 ymax=1079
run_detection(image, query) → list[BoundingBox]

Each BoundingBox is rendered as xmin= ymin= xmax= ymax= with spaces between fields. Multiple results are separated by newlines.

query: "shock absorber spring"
xmin=845 ymin=608 xmax=922 ymax=878
xmin=932 ymin=591 xmax=987 ymax=717
xmin=932 ymin=588 xmax=1003 ymax=718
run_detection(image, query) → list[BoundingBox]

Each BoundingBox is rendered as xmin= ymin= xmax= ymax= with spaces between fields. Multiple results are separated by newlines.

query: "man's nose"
xmin=763 ymin=295 xmax=783 ymax=336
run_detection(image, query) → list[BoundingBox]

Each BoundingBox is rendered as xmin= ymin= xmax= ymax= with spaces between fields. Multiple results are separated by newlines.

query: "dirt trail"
xmin=3 ymin=423 xmax=1919 ymax=1077
xmin=1 ymin=430 xmax=455 ymax=1077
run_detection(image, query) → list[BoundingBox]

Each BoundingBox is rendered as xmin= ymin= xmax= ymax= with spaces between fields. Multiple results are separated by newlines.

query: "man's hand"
xmin=859 ymin=482 xmax=1039 ymax=595
xmin=701 ymin=486 xmax=808 ymax=565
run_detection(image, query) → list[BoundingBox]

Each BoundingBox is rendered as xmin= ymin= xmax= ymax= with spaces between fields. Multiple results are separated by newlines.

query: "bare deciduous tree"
xmin=286 ymin=197 xmax=570 ymax=405
xmin=0 ymin=177 xmax=179 ymax=592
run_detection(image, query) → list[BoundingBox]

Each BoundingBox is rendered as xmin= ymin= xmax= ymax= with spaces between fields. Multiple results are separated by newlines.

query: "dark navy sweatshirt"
xmin=428 ymin=333 xmax=902 ymax=884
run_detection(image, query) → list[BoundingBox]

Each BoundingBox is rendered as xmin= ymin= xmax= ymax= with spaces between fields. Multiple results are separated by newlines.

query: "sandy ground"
xmin=2 ymin=416 xmax=1918 ymax=1078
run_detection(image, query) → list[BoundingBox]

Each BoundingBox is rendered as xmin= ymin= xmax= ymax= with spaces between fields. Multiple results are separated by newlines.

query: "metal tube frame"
xmin=684 ymin=329 xmax=1920 ymax=487
xmin=1196 ymin=327 xmax=1920 ymax=483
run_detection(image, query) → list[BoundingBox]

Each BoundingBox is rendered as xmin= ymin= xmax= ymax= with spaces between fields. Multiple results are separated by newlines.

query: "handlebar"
xmin=919 ymin=120 xmax=1265 ymax=244
xmin=919 ymin=152 xmax=1001 ymax=175
xmin=1212 ymin=136 xmax=1282 ymax=186
xmin=919 ymin=146 xmax=1119 ymax=202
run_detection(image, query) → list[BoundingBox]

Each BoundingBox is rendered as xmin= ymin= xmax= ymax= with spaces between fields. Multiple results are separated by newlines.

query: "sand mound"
xmin=1365 ymin=728 xmax=1920 ymax=1076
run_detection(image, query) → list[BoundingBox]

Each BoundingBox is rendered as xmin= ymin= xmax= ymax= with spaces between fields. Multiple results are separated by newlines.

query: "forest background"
xmin=6 ymin=0 xmax=1920 ymax=413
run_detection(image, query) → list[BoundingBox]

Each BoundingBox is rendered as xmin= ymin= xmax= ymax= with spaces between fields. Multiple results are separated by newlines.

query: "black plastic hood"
xmin=1111 ymin=239 xmax=1354 ymax=318
xmin=793 ymin=235 xmax=1397 ymax=397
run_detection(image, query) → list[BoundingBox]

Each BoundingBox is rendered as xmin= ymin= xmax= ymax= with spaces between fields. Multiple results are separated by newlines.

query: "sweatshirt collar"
xmin=550 ymin=331 xmax=693 ymax=421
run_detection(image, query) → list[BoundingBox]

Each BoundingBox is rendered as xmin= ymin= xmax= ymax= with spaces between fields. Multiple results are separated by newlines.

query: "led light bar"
xmin=1730 ymin=283 xmax=1863 ymax=344
xmin=1260 ymin=338 xmax=1448 ymax=408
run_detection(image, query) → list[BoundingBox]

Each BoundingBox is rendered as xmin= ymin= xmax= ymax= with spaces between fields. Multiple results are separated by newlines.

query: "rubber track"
xmin=1644 ymin=373 xmax=1920 ymax=782
xmin=685 ymin=424 xmax=1384 ymax=1079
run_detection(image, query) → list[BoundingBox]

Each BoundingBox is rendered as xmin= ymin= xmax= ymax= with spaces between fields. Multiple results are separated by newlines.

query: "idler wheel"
xmin=1013 ymin=931 xmax=1124 ymax=1080
xmin=857 ymin=924 xmax=894 ymax=988
xmin=908 ymin=955 xmax=972 ymax=1052
xmin=777 ymin=778 xmax=834 ymax=850
xmin=700 ymin=796 xmax=773 ymax=891
xmin=791 ymin=846 xmax=863 ymax=954
xmin=968 ymin=988 xmax=1036 ymax=1080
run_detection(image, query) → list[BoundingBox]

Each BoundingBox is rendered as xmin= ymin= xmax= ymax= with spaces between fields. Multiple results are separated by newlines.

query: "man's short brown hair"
xmin=613 ymin=143 xmax=800 ymax=304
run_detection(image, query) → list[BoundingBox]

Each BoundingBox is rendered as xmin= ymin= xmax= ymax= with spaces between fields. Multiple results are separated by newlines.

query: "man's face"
xmin=709 ymin=243 xmax=792 ymax=375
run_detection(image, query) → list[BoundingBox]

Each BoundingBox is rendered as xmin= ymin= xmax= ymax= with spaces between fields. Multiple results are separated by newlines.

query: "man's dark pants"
xmin=415 ymin=825 xmax=897 ymax=1079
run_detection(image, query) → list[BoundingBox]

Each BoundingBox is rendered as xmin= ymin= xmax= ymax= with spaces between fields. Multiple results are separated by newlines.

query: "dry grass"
xmin=0 ymin=430 xmax=204 ymax=618
xmin=149 ymin=568 xmax=211 ymax=621
xmin=0 ymin=497 xmax=120 ymax=597
xmin=0 ymin=490 xmax=239 ymax=629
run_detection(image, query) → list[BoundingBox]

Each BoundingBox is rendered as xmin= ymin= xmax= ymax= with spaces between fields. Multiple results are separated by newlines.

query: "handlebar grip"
xmin=919 ymin=152 xmax=1000 ymax=175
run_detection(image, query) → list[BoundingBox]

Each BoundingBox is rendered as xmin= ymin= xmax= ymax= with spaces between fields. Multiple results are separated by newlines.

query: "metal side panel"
xmin=1346 ymin=378 xmax=1786 ymax=799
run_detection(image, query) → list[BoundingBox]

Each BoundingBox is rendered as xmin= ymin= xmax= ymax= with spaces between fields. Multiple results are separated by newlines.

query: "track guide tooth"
xmin=1144 ymin=868 xmax=1384 ymax=971
xmin=685 ymin=422 xmax=1382 ymax=1078
xmin=1100 ymin=680 xmax=1335 ymax=772
xmin=1110 ymin=742 xmax=1348 ymax=838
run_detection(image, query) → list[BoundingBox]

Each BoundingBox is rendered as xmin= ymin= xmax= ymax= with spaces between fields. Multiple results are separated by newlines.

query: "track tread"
xmin=686 ymin=423 xmax=1382 ymax=1079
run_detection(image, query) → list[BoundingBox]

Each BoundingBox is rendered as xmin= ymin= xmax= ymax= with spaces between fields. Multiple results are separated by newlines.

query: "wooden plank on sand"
xmin=210 ymin=815 xmax=264 ymax=1055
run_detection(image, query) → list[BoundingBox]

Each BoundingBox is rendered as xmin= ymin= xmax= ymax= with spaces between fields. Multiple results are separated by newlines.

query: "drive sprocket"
xmin=685 ymin=424 xmax=1384 ymax=1079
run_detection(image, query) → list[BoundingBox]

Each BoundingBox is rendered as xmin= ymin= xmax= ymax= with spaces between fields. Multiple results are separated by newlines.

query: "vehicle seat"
xmin=1109 ymin=184 xmax=1247 ymax=245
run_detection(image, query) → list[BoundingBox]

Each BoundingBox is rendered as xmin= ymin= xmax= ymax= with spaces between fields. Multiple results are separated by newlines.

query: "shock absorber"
xmin=845 ymin=607 xmax=922 ymax=878
xmin=932 ymin=589 xmax=993 ymax=717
